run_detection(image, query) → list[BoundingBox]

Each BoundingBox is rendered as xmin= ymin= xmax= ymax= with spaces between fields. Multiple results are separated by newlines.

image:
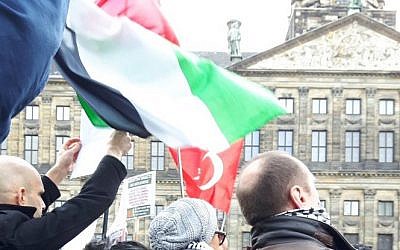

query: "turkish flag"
xmin=169 ymin=139 xmax=243 ymax=213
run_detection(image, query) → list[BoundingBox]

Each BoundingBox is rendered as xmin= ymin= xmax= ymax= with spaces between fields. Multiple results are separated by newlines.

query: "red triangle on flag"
xmin=169 ymin=139 xmax=243 ymax=213
xmin=96 ymin=0 xmax=179 ymax=45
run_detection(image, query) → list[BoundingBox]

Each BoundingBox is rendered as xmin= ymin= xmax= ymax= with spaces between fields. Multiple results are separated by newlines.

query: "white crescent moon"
xmin=199 ymin=152 xmax=224 ymax=190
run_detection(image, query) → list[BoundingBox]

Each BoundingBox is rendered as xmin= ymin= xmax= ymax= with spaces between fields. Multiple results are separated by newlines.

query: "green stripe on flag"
xmin=78 ymin=95 xmax=109 ymax=127
xmin=175 ymin=49 xmax=286 ymax=143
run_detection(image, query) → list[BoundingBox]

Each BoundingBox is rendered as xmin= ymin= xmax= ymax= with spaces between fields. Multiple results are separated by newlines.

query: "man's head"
xmin=237 ymin=151 xmax=320 ymax=226
xmin=0 ymin=156 xmax=45 ymax=218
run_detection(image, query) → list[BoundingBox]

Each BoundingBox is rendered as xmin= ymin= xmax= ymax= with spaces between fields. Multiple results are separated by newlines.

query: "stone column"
xmin=329 ymin=188 xmax=342 ymax=228
xmin=363 ymin=189 xmax=376 ymax=246
xmin=331 ymin=87 xmax=343 ymax=167
xmin=40 ymin=95 xmax=53 ymax=165
xmin=365 ymin=88 xmax=376 ymax=164
xmin=298 ymin=87 xmax=309 ymax=161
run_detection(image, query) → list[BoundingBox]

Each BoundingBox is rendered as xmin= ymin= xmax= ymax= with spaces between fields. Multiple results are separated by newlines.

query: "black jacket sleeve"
xmin=41 ymin=175 xmax=61 ymax=212
xmin=7 ymin=155 xmax=127 ymax=250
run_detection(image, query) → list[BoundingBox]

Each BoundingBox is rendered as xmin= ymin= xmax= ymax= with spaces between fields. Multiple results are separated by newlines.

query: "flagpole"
xmin=220 ymin=212 xmax=226 ymax=232
xmin=101 ymin=208 xmax=109 ymax=240
xmin=177 ymin=147 xmax=185 ymax=198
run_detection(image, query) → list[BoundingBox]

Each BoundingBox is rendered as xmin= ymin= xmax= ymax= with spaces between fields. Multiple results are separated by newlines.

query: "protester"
xmin=236 ymin=151 xmax=355 ymax=250
xmin=148 ymin=198 xmax=228 ymax=250
xmin=0 ymin=130 xmax=131 ymax=249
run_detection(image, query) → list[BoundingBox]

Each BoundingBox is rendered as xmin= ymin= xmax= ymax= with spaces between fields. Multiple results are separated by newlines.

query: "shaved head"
xmin=0 ymin=156 xmax=45 ymax=217
xmin=237 ymin=151 xmax=318 ymax=226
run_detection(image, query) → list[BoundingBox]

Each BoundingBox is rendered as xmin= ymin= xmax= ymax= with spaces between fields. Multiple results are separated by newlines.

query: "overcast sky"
xmin=160 ymin=0 xmax=400 ymax=53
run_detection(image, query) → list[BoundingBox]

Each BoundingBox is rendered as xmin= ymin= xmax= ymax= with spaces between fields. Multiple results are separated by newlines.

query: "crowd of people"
xmin=0 ymin=132 xmax=357 ymax=249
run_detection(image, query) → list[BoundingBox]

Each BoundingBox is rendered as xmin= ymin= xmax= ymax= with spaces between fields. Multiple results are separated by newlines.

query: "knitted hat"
xmin=148 ymin=198 xmax=218 ymax=250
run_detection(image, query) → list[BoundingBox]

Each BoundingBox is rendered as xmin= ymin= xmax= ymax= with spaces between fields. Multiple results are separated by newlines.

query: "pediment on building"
xmin=229 ymin=13 xmax=400 ymax=73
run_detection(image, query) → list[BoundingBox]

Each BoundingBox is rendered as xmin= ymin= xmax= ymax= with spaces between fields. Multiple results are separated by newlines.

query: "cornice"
xmin=314 ymin=171 xmax=400 ymax=177
xmin=232 ymin=69 xmax=400 ymax=78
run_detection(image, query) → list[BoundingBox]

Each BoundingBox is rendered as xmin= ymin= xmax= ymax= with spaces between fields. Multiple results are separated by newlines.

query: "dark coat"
xmin=251 ymin=215 xmax=356 ymax=250
xmin=0 ymin=155 xmax=127 ymax=250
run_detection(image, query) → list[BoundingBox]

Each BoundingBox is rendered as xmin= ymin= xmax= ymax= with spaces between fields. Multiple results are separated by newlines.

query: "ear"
xmin=289 ymin=185 xmax=306 ymax=209
xmin=16 ymin=187 xmax=27 ymax=206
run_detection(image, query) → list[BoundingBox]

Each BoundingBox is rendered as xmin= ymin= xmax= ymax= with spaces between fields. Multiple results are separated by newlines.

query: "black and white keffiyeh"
xmin=275 ymin=207 xmax=331 ymax=225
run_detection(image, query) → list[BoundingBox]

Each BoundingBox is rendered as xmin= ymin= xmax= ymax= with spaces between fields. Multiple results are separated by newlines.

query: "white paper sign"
xmin=126 ymin=171 xmax=156 ymax=218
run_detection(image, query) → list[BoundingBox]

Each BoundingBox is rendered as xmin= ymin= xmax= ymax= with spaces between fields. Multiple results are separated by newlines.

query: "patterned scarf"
xmin=275 ymin=207 xmax=331 ymax=225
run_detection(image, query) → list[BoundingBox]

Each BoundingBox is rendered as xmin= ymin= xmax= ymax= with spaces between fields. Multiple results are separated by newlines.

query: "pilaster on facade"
xmin=365 ymin=88 xmax=377 ymax=161
xmin=298 ymin=86 xmax=309 ymax=161
xmin=332 ymin=87 xmax=343 ymax=162
xmin=329 ymin=188 xmax=342 ymax=226
xmin=298 ymin=86 xmax=309 ymax=97
xmin=332 ymin=87 xmax=343 ymax=98
xmin=363 ymin=189 xmax=377 ymax=247
xmin=366 ymin=87 xmax=377 ymax=98
xmin=364 ymin=189 xmax=377 ymax=200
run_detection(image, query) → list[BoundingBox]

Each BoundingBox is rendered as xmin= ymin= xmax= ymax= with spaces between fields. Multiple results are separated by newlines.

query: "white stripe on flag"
xmin=71 ymin=112 xmax=113 ymax=178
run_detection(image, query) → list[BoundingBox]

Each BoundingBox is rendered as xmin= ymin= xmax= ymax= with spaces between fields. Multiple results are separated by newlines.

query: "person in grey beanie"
xmin=148 ymin=198 xmax=228 ymax=250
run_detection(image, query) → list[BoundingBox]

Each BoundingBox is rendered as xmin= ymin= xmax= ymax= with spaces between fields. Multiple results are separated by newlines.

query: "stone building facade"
xmin=229 ymin=10 xmax=400 ymax=250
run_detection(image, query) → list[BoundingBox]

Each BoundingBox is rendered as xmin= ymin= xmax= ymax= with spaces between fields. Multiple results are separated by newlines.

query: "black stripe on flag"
xmin=54 ymin=27 xmax=151 ymax=138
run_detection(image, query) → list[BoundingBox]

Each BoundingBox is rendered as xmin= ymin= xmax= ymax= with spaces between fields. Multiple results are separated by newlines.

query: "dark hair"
xmin=110 ymin=241 xmax=149 ymax=250
xmin=83 ymin=239 xmax=107 ymax=250
xmin=237 ymin=151 xmax=308 ymax=226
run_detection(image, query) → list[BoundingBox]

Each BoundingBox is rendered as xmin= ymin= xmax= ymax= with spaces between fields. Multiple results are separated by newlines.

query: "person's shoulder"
xmin=257 ymin=240 xmax=332 ymax=250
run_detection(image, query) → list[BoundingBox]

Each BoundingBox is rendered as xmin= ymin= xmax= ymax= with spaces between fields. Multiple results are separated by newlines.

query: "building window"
xmin=126 ymin=235 xmax=133 ymax=241
xmin=244 ymin=130 xmax=260 ymax=161
xmin=55 ymin=136 xmax=69 ymax=161
xmin=24 ymin=135 xmax=38 ymax=165
xmin=344 ymin=200 xmax=359 ymax=216
xmin=312 ymin=98 xmax=327 ymax=114
xmin=155 ymin=205 xmax=164 ymax=215
xmin=1 ymin=138 xmax=7 ymax=155
xmin=121 ymin=142 xmax=134 ymax=170
xmin=279 ymin=98 xmax=294 ymax=114
xmin=345 ymin=131 xmax=360 ymax=162
xmin=25 ymin=105 xmax=39 ymax=120
xmin=242 ymin=232 xmax=251 ymax=250
xmin=320 ymin=200 xmax=326 ymax=209
xmin=378 ymin=201 xmax=394 ymax=217
xmin=311 ymin=131 xmax=326 ymax=162
xmin=56 ymin=106 xmax=70 ymax=121
xmin=344 ymin=233 xmax=359 ymax=245
xmin=346 ymin=99 xmax=361 ymax=115
xmin=379 ymin=132 xmax=394 ymax=163
xmin=378 ymin=234 xmax=393 ymax=250
xmin=278 ymin=130 xmax=293 ymax=155
xmin=379 ymin=99 xmax=394 ymax=115
xmin=151 ymin=141 xmax=164 ymax=171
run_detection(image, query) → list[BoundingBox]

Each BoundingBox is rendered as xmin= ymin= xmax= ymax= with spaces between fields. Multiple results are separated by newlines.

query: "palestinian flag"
xmin=55 ymin=0 xmax=286 ymax=212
